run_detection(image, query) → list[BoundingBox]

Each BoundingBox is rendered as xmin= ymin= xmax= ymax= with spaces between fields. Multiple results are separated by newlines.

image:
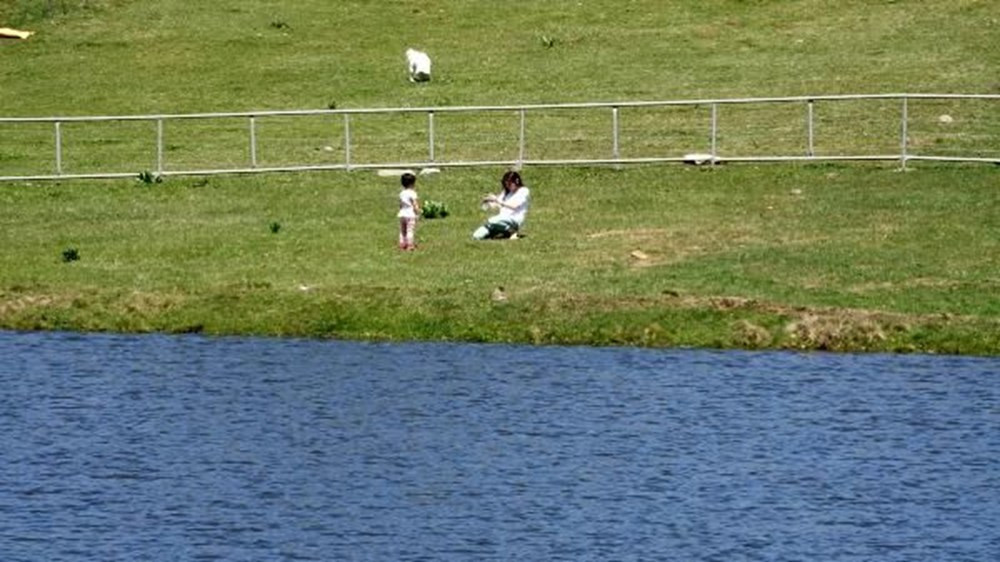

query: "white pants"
xmin=472 ymin=217 xmax=519 ymax=240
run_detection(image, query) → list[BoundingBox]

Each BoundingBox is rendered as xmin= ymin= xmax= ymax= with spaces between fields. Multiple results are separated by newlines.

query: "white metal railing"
xmin=1 ymin=93 xmax=998 ymax=181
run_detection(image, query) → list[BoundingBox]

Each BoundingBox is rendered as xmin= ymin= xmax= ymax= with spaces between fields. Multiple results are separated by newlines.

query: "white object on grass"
xmin=683 ymin=153 xmax=717 ymax=165
xmin=377 ymin=168 xmax=416 ymax=177
xmin=406 ymin=48 xmax=431 ymax=82
xmin=0 ymin=28 xmax=34 ymax=40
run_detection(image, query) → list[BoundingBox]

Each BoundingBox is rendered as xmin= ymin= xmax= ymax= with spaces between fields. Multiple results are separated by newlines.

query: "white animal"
xmin=406 ymin=48 xmax=431 ymax=82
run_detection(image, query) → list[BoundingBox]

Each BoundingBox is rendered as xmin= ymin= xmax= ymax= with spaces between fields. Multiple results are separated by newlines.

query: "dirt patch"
xmin=690 ymin=294 xmax=917 ymax=350
xmin=0 ymin=293 xmax=60 ymax=316
xmin=782 ymin=311 xmax=897 ymax=351
xmin=124 ymin=291 xmax=183 ymax=314
xmin=585 ymin=229 xmax=695 ymax=268
xmin=847 ymin=277 xmax=976 ymax=294
xmin=709 ymin=296 xmax=759 ymax=310
xmin=0 ymin=289 xmax=183 ymax=323
xmin=585 ymin=227 xmax=767 ymax=269
xmin=732 ymin=319 xmax=773 ymax=348
xmin=655 ymin=292 xmax=965 ymax=351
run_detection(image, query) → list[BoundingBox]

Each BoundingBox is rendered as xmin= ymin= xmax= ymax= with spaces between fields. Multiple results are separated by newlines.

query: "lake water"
xmin=1 ymin=330 xmax=997 ymax=561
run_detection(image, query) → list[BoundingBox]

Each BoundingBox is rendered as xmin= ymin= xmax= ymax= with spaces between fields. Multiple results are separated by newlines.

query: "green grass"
xmin=3 ymin=0 xmax=999 ymax=114
xmin=1 ymin=0 xmax=998 ymax=354
xmin=1 ymin=164 xmax=997 ymax=353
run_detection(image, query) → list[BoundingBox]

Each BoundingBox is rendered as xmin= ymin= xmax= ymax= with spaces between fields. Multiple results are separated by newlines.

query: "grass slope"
xmin=1 ymin=0 xmax=998 ymax=353
xmin=2 ymin=0 xmax=998 ymax=114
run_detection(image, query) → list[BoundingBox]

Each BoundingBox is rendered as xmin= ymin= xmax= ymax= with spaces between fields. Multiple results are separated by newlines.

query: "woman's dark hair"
xmin=401 ymin=172 xmax=417 ymax=187
xmin=501 ymin=170 xmax=522 ymax=188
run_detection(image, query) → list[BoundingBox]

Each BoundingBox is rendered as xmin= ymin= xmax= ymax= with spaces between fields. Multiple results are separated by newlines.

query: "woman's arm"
xmin=497 ymin=188 xmax=527 ymax=210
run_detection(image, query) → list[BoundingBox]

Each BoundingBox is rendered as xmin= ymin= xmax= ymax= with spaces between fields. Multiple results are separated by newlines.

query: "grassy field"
xmin=3 ymin=0 xmax=998 ymax=112
xmin=1 ymin=0 xmax=998 ymax=354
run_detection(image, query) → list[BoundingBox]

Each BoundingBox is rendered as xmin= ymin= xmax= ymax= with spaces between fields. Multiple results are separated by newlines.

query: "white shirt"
xmin=398 ymin=188 xmax=418 ymax=218
xmin=496 ymin=186 xmax=530 ymax=225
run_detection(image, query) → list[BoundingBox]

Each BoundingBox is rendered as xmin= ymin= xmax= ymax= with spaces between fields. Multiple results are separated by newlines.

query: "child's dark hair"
xmin=401 ymin=172 xmax=417 ymax=187
xmin=501 ymin=170 xmax=522 ymax=188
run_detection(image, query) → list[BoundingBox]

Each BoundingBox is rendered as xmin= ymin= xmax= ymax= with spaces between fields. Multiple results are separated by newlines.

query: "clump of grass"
xmin=783 ymin=312 xmax=891 ymax=352
xmin=421 ymin=200 xmax=449 ymax=219
xmin=61 ymin=247 xmax=79 ymax=263
xmin=732 ymin=319 xmax=773 ymax=349
xmin=269 ymin=221 xmax=282 ymax=234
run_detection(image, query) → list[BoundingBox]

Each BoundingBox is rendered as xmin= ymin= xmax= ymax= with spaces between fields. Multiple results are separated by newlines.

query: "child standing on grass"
xmin=397 ymin=172 xmax=421 ymax=250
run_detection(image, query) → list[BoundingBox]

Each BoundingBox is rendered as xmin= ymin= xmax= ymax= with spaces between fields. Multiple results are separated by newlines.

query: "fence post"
xmin=428 ymin=110 xmax=435 ymax=163
xmin=807 ymin=100 xmax=815 ymax=158
xmin=249 ymin=116 xmax=258 ymax=168
xmin=517 ymin=109 xmax=526 ymax=167
xmin=54 ymin=121 xmax=63 ymax=175
xmin=900 ymin=96 xmax=909 ymax=169
xmin=710 ymin=103 xmax=718 ymax=165
xmin=344 ymin=113 xmax=352 ymax=171
xmin=156 ymin=118 xmax=164 ymax=175
xmin=612 ymin=106 xmax=620 ymax=161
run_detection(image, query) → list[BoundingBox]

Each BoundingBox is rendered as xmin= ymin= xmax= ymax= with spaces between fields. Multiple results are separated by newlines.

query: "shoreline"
xmin=2 ymin=286 xmax=996 ymax=356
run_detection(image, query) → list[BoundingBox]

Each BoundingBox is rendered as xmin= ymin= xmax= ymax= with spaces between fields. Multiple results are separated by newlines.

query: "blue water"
xmin=1 ymin=330 xmax=997 ymax=561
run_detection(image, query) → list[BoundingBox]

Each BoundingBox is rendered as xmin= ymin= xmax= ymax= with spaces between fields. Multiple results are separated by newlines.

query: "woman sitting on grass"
xmin=472 ymin=171 xmax=530 ymax=240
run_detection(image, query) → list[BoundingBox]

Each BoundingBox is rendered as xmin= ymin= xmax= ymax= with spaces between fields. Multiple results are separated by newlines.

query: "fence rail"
xmin=1 ymin=93 xmax=998 ymax=181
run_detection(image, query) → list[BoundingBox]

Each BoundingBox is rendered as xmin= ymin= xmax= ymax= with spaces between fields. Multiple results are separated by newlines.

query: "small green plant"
xmin=421 ymin=200 xmax=449 ymax=219
xmin=269 ymin=221 xmax=282 ymax=234
xmin=61 ymin=247 xmax=80 ymax=262
xmin=137 ymin=170 xmax=162 ymax=184
xmin=270 ymin=20 xmax=290 ymax=30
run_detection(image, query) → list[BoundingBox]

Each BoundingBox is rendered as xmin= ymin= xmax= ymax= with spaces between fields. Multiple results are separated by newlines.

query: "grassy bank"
xmin=1 ymin=1 xmax=997 ymax=353
xmin=1 ymin=164 xmax=997 ymax=354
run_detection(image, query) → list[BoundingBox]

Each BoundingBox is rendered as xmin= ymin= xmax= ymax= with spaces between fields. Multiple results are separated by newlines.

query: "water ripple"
xmin=0 ymin=331 xmax=997 ymax=561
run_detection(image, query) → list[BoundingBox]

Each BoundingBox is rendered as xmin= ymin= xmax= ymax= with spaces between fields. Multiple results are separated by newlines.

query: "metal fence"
xmin=1 ymin=93 xmax=998 ymax=181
